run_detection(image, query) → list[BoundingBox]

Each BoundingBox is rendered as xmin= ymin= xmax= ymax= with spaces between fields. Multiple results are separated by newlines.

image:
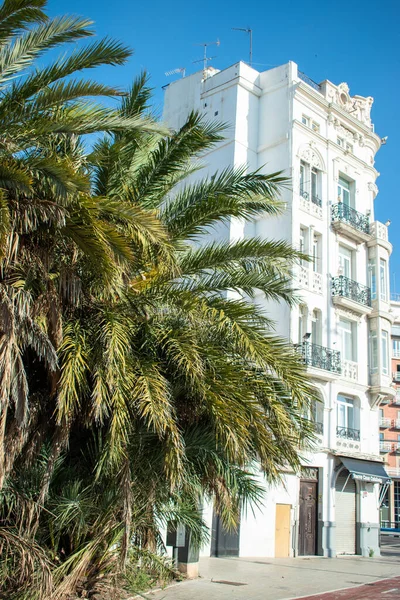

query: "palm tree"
xmin=0 ymin=1 xmax=167 ymax=490
xmin=0 ymin=43 xmax=318 ymax=597
xmin=49 ymin=78 xmax=318 ymax=583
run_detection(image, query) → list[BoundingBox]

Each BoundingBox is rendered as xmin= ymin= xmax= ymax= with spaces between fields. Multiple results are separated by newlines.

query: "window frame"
xmin=380 ymin=258 xmax=388 ymax=302
xmin=382 ymin=330 xmax=389 ymax=375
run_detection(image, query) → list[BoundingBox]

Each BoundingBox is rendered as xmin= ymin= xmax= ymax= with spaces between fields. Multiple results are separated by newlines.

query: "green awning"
xmin=340 ymin=456 xmax=391 ymax=484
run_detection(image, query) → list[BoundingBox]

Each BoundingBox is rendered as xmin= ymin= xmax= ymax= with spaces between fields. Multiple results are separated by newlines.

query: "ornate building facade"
xmin=163 ymin=61 xmax=392 ymax=558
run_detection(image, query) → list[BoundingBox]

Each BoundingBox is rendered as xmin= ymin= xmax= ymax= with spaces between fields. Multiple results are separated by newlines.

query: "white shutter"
xmin=335 ymin=472 xmax=356 ymax=554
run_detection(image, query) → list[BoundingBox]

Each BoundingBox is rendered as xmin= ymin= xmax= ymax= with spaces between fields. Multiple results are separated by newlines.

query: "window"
xmin=380 ymin=258 xmax=388 ymax=301
xmin=311 ymin=167 xmax=319 ymax=203
xmin=299 ymin=227 xmax=307 ymax=266
xmin=337 ymin=395 xmax=356 ymax=430
xmin=370 ymin=330 xmax=378 ymax=373
xmin=302 ymin=115 xmax=310 ymax=126
xmin=311 ymin=121 xmax=320 ymax=133
xmin=346 ymin=142 xmax=353 ymax=153
xmin=393 ymin=339 xmax=400 ymax=358
xmin=339 ymin=245 xmax=353 ymax=279
xmin=337 ymin=137 xmax=345 ymax=147
xmin=369 ymin=261 xmax=377 ymax=300
xmin=312 ymin=234 xmax=322 ymax=273
xmin=298 ymin=305 xmax=308 ymax=343
xmin=338 ymin=318 xmax=356 ymax=362
xmin=300 ymin=161 xmax=307 ymax=198
xmin=338 ymin=176 xmax=351 ymax=206
xmin=311 ymin=309 xmax=321 ymax=345
xmin=300 ymin=161 xmax=321 ymax=206
xmin=382 ymin=330 xmax=389 ymax=375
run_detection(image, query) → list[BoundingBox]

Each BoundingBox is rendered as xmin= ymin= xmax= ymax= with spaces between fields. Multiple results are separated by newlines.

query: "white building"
xmin=163 ymin=61 xmax=393 ymax=558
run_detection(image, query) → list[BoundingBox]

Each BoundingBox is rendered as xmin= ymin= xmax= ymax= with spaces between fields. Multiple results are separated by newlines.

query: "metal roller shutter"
xmin=335 ymin=471 xmax=356 ymax=555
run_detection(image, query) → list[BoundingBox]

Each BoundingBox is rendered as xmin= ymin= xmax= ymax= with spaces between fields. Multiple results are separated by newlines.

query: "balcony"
xmin=341 ymin=359 xmax=358 ymax=381
xmin=299 ymin=189 xmax=323 ymax=219
xmin=331 ymin=276 xmax=371 ymax=312
xmin=393 ymin=372 xmax=400 ymax=382
xmin=331 ymin=202 xmax=370 ymax=243
xmin=296 ymin=342 xmax=341 ymax=374
xmin=387 ymin=467 xmax=400 ymax=478
xmin=380 ymin=417 xmax=392 ymax=428
xmin=392 ymin=393 xmax=400 ymax=406
xmin=337 ymin=426 xmax=360 ymax=442
xmin=380 ymin=441 xmax=393 ymax=453
xmin=392 ymin=419 xmax=400 ymax=430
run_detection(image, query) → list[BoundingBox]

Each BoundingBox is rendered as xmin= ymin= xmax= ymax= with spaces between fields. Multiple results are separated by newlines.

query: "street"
xmin=148 ymin=537 xmax=400 ymax=600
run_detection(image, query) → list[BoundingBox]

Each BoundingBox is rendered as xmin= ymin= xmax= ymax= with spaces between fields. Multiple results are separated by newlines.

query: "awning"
xmin=340 ymin=456 xmax=391 ymax=484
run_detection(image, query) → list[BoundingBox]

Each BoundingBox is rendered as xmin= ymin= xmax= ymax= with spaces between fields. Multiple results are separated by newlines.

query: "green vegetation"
xmin=0 ymin=1 xmax=316 ymax=597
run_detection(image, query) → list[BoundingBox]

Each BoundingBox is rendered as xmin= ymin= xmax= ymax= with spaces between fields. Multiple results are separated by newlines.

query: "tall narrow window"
xmin=338 ymin=318 xmax=356 ymax=362
xmin=312 ymin=234 xmax=321 ymax=273
xmin=311 ymin=167 xmax=318 ymax=204
xmin=300 ymin=227 xmax=307 ymax=266
xmin=338 ymin=176 xmax=351 ymax=207
xmin=370 ymin=330 xmax=378 ymax=373
xmin=382 ymin=330 xmax=389 ymax=375
xmin=311 ymin=310 xmax=321 ymax=345
xmin=300 ymin=162 xmax=308 ymax=199
xmin=369 ymin=261 xmax=377 ymax=300
xmin=380 ymin=258 xmax=387 ymax=301
xmin=298 ymin=305 xmax=307 ymax=343
xmin=300 ymin=162 xmax=321 ymax=206
xmin=337 ymin=395 xmax=355 ymax=430
xmin=339 ymin=245 xmax=353 ymax=279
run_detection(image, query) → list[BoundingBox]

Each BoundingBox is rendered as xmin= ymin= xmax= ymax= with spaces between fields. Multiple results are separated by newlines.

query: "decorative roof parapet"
xmin=320 ymin=81 xmax=374 ymax=129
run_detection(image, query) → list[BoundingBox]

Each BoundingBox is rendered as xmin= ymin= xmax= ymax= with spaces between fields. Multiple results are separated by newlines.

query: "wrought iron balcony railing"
xmin=295 ymin=342 xmax=341 ymax=374
xmin=331 ymin=203 xmax=370 ymax=235
xmin=331 ymin=275 xmax=372 ymax=307
xmin=300 ymin=189 xmax=322 ymax=207
xmin=298 ymin=71 xmax=322 ymax=92
xmin=314 ymin=421 xmax=323 ymax=435
xmin=336 ymin=426 xmax=360 ymax=441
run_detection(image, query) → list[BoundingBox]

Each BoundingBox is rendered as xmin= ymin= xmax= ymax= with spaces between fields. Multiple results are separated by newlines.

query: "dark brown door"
xmin=298 ymin=480 xmax=317 ymax=556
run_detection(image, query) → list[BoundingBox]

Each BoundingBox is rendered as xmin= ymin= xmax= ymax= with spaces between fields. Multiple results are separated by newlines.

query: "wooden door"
xmin=298 ymin=480 xmax=318 ymax=556
xmin=275 ymin=504 xmax=291 ymax=557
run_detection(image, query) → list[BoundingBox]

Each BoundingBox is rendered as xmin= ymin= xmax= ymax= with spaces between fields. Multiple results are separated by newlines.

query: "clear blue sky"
xmin=51 ymin=0 xmax=400 ymax=287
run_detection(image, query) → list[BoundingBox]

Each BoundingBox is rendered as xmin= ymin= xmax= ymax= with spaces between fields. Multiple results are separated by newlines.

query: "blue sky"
xmin=52 ymin=0 xmax=400 ymax=287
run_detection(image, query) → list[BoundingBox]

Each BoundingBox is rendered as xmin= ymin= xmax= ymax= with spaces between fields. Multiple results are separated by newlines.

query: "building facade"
xmin=163 ymin=61 xmax=392 ymax=558
xmin=379 ymin=299 xmax=400 ymax=528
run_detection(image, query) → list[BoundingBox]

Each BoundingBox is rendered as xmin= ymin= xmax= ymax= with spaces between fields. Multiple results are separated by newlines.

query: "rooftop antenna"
xmin=165 ymin=67 xmax=186 ymax=78
xmin=232 ymin=27 xmax=253 ymax=67
xmin=193 ymin=39 xmax=220 ymax=77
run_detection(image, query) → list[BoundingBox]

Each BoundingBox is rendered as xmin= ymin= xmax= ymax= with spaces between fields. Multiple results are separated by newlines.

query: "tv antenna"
xmin=232 ymin=27 xmax=253 ymax=67
xmin=165 ymin=67 xmax=186 ymax=78
xmin=193 ymin=39 xmax=220 ymax=74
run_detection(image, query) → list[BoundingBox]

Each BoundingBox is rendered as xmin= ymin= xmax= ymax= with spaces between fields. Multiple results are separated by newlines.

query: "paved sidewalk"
xmin=148 ymin=538 xmax=400 ymax=600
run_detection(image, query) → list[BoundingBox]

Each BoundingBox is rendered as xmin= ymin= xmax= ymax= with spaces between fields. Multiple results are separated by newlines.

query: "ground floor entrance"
xmin=335 ymin=470 xmax=356 ymax=555
xmin=275 ymin=503 xmax=291 ymax=557
xmin=298 ymin=478 xmax=318 ymax=556
xmin=210 ymin=510 xmax=240 ymax=557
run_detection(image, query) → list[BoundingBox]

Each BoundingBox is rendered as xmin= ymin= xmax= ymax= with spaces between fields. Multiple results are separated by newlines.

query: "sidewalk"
xmin=148 ymin=539 xmax=400 ymax=600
